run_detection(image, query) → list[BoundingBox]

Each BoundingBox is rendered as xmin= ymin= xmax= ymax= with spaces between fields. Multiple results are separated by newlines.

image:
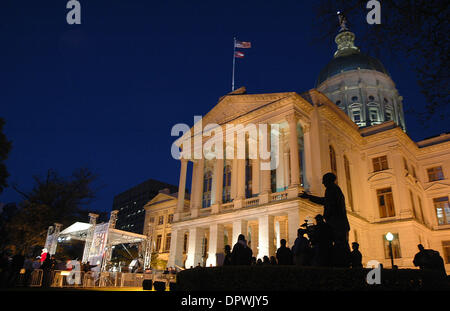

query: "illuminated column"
xmin=185 ymin=227 xmax=205 ymax=268
xmin=252 ymin=158 xmax=260 ymax=196
xmin=213 ymin=158 xmax=224 ymax=204
xmin=175 ymin=159 xmax=188 ymax=221
xmin=192 ymin=159 xmax=204 ymax=217
xmin=206 ymin=223 xmax=224 ymax=267
xmin=236 ymin=158 xmax=246 ymax=200
xmin=276 ymin=131 xmax=286 ymax=191
xmin=302 ymin=124 xmax=312 ymax=191
xmin=287 ymin=209 xmax=300 ymax=247
xmin=283 ymin=151 xmax=290 ymax=188
xmin=232 ymin=219 xmax=248 ymax=245
xmin=168 ymin=229 xmax=185 ymax=268
xmin=259 ymin=124 xmax=271 ymax=203
xmin=287 ymin=114 xmax=300 ymax=187
xmin=257 ymin=215 xmax=275 ymax=259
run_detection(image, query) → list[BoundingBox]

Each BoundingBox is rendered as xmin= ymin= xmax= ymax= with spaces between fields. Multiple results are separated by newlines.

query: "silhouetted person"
xmin=276 ymin=239 xmax=293 ymax=265
xmin=82 ymin=261 xmax=98 ymax=273
xmin=231 ymin=234 xmax=252 ymax=265
xmin=8 ymin=252 xmax=25 ymax=287
xmin=300 ymin=173 xmax=351 ymax=267
xmin=262 ymin=256 xmax=270 ymax=265
xmin=251 ymin=257 xmax=257 ymax=265
xmin=269 ymin=256 xmax=277 ymax=265
xmin=413 ymin=244 xmax=447 ymax=277
xmin=350 ymin=242 xmax=363 ymax=268
xmin=41 ymin=255 xmax=57 ymax=287
xmin=223 ymin=245 xmax=232 ymax=266
xmin=292 ymin=229 xmax=311 ymax=266
xmin=256 ymin=258 xmax=263 ymax=265
xmin=310 ymin=214 xmax=333 ymax=267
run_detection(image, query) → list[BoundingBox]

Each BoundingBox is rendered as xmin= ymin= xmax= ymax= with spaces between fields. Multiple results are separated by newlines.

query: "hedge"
xmin=176 ymin=266 xmax=449 ymax=291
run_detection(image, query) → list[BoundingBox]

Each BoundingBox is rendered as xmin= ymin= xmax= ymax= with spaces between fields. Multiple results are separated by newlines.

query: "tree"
xmin=313 ymin=0 xmax=449 ymax=122
xmin=3 ymin=168 xmax=101 ymax=255
xmin=0 ymin=118 xmax=12 ymax=194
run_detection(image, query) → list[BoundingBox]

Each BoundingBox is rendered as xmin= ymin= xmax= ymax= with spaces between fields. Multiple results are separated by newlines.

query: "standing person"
xmin=231 ymin=234 xmax=252 ymax=265
xmin=350 ymin=242 xmax=363 ymax=268
xmin=276 ymin=239 xmax=293 ymax=265
xmin=413 ymin=244 xmax=447 ymax=277
xmin=222 ymin=245 xmax=232 ymax=266
xmin=310 ymin=215 xmax=333 ymax=267
xmin=300 ymin=173 xmax=351 ymax=267
xmin=292 ymin=229 xmax=311 ymax=266
xmin=8 ymin=252 xmax=25 ymax=287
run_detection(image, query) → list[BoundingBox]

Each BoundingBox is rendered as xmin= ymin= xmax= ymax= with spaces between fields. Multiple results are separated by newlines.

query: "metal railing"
xmin=15 ymin=268 xmax=176 ymax=289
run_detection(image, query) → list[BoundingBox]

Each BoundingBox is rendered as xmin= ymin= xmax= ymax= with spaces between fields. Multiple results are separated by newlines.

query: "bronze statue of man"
xmin=300 ymin=172 xmax=351 ymax=267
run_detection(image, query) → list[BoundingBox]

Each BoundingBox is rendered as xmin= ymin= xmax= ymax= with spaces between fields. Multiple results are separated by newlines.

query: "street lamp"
xmin=385 ymin=232 xmax=394 ymax=268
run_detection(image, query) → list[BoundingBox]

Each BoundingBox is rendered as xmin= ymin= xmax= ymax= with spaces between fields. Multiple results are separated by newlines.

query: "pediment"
xmin=367 ymin=171 xmax=394 ymax=182
xmin=146 ymin=193 xmax=177 ymax=206
xmin=424 ymin=181 xmax=450 ymax=192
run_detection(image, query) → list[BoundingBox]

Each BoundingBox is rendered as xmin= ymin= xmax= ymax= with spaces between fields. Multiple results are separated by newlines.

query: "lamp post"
xmin=385 ymin=232 xmax=394 ymax=268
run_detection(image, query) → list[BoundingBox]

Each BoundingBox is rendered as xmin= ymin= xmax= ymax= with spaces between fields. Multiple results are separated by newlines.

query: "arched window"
xmin=369 ymin=107 xmax=379 ymax=122
xmin=351 ymin=96 xmax=358 ymax=102
xmin=336 ymin=100 xmax=341 ymax=105
xmin=329 ymin=145 xmax=337 ymax=178
xmin=368 ymin=95 xmax=375 ymax=101
xmin=344 ymin=155 xmax=354 ymax=211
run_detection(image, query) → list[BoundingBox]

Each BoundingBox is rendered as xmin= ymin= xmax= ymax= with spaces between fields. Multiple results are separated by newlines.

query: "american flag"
xmin=235 ymin=40 xmax=251 ymax=48
xmin=234 ymin=51 xmax=245 ymax=58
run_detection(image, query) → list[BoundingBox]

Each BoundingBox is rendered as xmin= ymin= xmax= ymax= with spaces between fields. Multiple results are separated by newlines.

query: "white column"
xmin=206 ymin=223 xmax=224 ymax=267
xmin=257 ymin=215 xmax=274 ymax=259
xmin=232 ymin=219 xmax=248 ymax=246
xmin=252 ymin=158 xmax=260 ymax=196
xmin=287 ymin=114 xmax=300 ymax=187
xmin=302 ymin=125 xmax=312 ymax=191
xmin=214 ymin=158 xmax=224 ymax=204
xmin=168 ymin=229 xmax=185 ymax=268
xmin=276 ymin=132 xmax=286 ymax=191
xmin=287 ymin=209 xmax=300 ymax=248
xmin=192 ymin=159 xmax=204 ymax=217
xmin=259 ymin=124 xmax=271 ymax=203
xmin=189 ymin=161 xmax=198 ymax=210
xmin=236 ymin=158 xmax=246 ymax=200
xmin=176 ymin=159 xmax=188 ymax=219
xmin=185 ymin=227 xmax=205 ymax=268
xmin=283 ymin=151 xmax=290 ymax=190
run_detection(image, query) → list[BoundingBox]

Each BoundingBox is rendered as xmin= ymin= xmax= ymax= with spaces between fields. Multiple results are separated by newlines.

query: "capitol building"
xmin=143 ymin=26 xmax=450 ymax=272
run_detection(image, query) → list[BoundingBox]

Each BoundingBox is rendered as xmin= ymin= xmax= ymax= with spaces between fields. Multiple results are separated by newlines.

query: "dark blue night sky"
xmin=0 ymin=1 xmax=446 ymax=213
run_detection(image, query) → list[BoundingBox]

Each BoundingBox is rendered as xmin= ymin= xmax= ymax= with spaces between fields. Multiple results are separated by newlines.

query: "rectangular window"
xmin=383 ymin=233 xmax=401 ymax=259
xmin=168 ymin=214 xmax=173 ymax=224
xmin=155 ymin=235 xmax=162 ymax=252
xmin=427 ymin=166 xmax=444 ymax=182
xmin=373 ymin=156 xmax=388 ymax=172
xmin=183 ymin=234 xmax=188 ymax=253
xmin=158 ymin=216 xmax=164 ymax=225
xmin=369 ymin=108 xmax=378 ymax=121
xmin=165 ymin=233 xmax=171 ymax=251
xmin=352 ymin=109 xmax=361 ymax=122
xmin=377 ymin=187 xmax=395 ymax=218
xmin=433 ymin=197 xmax=450 ymax=225
xmin=442 ymin=241 xmax=450 ymax=264
xmin=149 ymin=217 xmax=155 ymax=224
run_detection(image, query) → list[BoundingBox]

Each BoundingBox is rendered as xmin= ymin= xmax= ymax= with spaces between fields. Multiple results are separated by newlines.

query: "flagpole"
xmin=232 ymin=37 xmax=236 ymax=91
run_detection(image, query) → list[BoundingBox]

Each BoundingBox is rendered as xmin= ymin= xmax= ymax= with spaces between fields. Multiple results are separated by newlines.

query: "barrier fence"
xmin=13 ymin=269 xmax=176 ymax=289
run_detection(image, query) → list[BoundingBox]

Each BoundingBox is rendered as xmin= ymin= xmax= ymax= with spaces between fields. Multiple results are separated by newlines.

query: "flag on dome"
xmin=234 ymin=51 xmax=245 ymax=58
xmin=235 ymin=40 xmax=251 ymax=48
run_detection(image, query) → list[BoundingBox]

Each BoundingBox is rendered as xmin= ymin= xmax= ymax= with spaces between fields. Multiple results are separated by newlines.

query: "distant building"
xmin=112 ymin=179 xmax=179 ymax=234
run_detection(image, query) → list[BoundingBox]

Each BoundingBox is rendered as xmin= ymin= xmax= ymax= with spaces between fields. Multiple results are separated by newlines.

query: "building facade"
xmin=144 ymin=28 xmax=450 ymax=272
xmin=112 ymin=179 xmax=178 ymax=234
